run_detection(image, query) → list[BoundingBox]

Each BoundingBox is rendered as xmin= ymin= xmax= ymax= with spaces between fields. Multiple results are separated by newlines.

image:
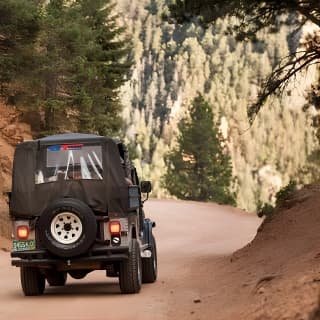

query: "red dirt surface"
xmin=0 ymin=199 xmax=261 ymax=320
xmin=0 ymin=100 xmax=32 ymax=238
xmin=0 ymin=235 xmax=10 ymax=252
xmin=1 ymin=192 xmax=320 ymax=319
xmin=206 ymin=185 xmax=320 ymax=320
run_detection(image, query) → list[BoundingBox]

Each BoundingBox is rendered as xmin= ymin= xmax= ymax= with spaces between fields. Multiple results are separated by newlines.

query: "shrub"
xmin=256 ymin=180 xmax=298 ymax=218
xmin=275 ymin=180 xmax=297 ymax=207
xmin=257 ymin=202 xmax=274 ymax=218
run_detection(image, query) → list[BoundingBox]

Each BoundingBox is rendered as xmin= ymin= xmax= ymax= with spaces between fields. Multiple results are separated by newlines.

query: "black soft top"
xmin=10 ymin=133 xmax=130 ymax=217
xmin=38 ymin=133 xmax=105 ymax=144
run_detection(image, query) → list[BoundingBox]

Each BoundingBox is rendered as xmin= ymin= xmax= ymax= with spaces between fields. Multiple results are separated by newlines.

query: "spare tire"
xmin=38 ymin=198 xmax=97 ymax=257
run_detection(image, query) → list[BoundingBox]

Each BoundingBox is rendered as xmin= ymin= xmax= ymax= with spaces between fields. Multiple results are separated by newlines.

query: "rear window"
xmin=35 ymin=144 xmax=103 ymax=184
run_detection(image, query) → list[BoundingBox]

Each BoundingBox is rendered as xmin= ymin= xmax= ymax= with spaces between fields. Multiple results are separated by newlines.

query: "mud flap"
xmin=143 ymin=218 xmax=155 ymax=248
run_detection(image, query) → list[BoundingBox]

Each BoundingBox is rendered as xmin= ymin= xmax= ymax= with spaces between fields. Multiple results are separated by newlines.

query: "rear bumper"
xmin=11 ymin=246 xmax=129 ymax=268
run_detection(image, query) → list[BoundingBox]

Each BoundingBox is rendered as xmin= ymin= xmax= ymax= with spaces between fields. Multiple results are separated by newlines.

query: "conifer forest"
xmin=118 ymin=0 xmax=319 ymax=210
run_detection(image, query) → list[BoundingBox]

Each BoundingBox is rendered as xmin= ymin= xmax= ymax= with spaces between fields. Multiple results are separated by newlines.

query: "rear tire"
xmin=38 ymin=198 xmax=97 ymax=257
xmin=119 ymin=239 xmax=142 ymax=294
xmin=142 ymin=235 xmax=157 ymax=283
xmin=46 ymin=271 xmax=67 ymax=286
xmin=20 ymin=267 xmax=45 ymax=296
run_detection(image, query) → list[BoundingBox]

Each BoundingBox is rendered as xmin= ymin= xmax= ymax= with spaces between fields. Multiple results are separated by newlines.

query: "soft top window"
xmin=35 ymin=144 xmax=103 ymax=184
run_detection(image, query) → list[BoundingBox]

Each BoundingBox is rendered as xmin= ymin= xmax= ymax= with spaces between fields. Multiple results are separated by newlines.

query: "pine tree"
xmin=75 ymin=0 xmax=132 ymax=136
xmin=164 ymin=94 xmax=236 ymax=205
xmin=36 ymin=0 xmax=131 ymax=135
xmin=0 ymin=0 xmax=131 ymax=136
xmin=0 ymin=0 xmax=40 ymax=95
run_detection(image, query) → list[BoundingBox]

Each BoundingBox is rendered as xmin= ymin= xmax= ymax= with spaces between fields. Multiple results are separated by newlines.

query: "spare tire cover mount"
xmin=38 ymin=198 xmax=97 ymax=257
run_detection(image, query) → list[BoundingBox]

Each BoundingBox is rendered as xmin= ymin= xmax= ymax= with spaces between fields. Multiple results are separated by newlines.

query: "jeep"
xmin=9 ymin=133 xmax=157 ymax=295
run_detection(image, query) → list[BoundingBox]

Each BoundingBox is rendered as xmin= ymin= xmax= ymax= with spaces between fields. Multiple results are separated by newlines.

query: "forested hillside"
xmin=117 ymin=0 xmax=318 ymax=211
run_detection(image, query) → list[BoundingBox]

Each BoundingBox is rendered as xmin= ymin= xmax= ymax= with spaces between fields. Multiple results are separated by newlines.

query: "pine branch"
xmin=248 ymin=46 xmax=320 ymax=122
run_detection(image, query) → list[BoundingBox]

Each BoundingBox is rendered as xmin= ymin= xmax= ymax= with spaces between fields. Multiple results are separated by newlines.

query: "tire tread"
xmin=119 ymin=239 xmax=141 ymax=294
xmin=142 ymin=235 xmax=157 ymax=283
xmin=20 ymin=267 xmax=45 ymax=296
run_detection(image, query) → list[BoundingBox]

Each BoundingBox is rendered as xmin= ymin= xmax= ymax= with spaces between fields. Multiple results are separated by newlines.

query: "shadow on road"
xmin=9 ymin=282 xmax=123 ymax=298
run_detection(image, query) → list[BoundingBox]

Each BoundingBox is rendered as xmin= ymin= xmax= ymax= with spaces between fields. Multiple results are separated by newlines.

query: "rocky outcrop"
xmin=0 ymin=101 xmax=32 ymax=238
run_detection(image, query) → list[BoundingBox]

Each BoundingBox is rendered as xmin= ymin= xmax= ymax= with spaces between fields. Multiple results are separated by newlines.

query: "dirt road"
xmin=0 ymin=199 xmax=260 ymax=320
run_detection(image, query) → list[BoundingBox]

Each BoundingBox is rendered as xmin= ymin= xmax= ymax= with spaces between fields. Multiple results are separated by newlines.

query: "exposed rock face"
xmin=0 ymin=101 xmax=32 ymax=238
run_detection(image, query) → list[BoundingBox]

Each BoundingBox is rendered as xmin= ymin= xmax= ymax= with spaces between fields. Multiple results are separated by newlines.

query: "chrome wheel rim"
xmin=50 ymin=212 xmax=83 ymax=244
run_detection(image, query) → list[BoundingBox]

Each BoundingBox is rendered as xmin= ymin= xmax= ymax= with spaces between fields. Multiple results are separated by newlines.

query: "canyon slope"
xmin=117 ymin=0 xmax=318 ymax=210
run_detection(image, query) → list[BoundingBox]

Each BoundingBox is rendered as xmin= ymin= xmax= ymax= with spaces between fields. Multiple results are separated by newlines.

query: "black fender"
xmin=143 ymin=218 xmax=156 ymax=247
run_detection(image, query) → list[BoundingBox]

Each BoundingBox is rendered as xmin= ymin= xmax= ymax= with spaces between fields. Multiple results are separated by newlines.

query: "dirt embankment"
xmin=0 ymin=101 xmax=32 ymax=238
xmin=225 ymin=185 xmax=320 ymax=319
xmin=158 ymin=186 xmax=320 ymax=320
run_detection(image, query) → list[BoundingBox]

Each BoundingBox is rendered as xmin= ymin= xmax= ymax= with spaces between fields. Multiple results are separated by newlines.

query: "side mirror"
xmin=141 ymin=181 xmax=152 ymax=194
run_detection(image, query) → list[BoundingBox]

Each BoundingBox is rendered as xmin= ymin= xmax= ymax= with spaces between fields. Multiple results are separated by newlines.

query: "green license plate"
xmin=12 ymin=239 xmax=36 ymax=252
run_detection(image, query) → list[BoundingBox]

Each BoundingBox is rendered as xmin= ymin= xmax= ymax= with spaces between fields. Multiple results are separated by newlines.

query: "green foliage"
xmin=163 ymin=94 xmax=236 ymax=205
xmin=257 ymin=202 xmax=274 ymax=218
xmin=0 ymin=0 xmax=40 ymax=90
xmin=275 ymin=180 xmax=297 ymax=207
xmin=0 ymin=0 xmax=131 ymax=136
xmin=306 ymin=75 xmax=320 ymax=146
xmin=298 ymin=150 xmax=320 ymax=185
xmin=257 ymin=180 xmax=297 ymax=217
xmin=169 ymin=1 xmax=320 ymax=32
xmin=168 ymin=0 xmax=320 ymax=122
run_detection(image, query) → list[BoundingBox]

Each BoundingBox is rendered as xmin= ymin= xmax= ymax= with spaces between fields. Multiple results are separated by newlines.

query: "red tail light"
xmin=109 ymin=221 xmax=121 ymax=235
xmin=17 ymin=226 xmax=29 ymax=240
